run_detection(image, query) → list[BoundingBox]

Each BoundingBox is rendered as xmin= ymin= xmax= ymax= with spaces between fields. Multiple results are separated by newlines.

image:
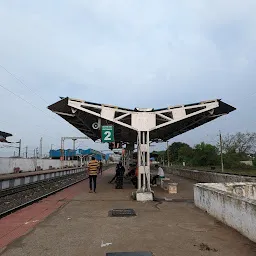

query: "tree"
xmin=155 ymin=151 xmax=166 ymax=163
xmin=192 ymin=142 xmax=219 ymax=166
xmin=222 ymin=149 xmax=243 ymax=169
xmin=167 ymin=142 xmax=191 ymax=163
xmin=253 ymin=158 xmax=256 ymax=167
xmin=220 ymin=132 xmax=256 ymax=155
xmin=177 ymin=145 xmax=194 ymax=164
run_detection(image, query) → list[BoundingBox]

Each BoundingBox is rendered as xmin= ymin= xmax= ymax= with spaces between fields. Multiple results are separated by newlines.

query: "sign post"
xmin=101 ymin=125 xmax=114 ymax=143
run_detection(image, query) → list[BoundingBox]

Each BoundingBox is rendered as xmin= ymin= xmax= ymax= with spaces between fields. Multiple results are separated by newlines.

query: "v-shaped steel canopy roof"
xmin=48 ymin=98 xmax=235 ymax=143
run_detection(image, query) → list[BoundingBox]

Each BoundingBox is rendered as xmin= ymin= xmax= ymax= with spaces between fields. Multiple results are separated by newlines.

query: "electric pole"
xmin=72 ymin=139 xmax=76 ymax=163
xmin=18 ymin=139 xmax=21 ymax=158
xmin=40 ymin=137 xmax=43 ymax=159
xmin=219 ymin=131 xmax=224 ymax=172
xmin=167 ymin=141 xmax=170 ymax=167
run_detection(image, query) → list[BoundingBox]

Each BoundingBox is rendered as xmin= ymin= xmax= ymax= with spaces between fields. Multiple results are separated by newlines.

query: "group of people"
xmin=108 ymin=162 xmax=165 ymax=189
xmin=87 ymin=156 xmax=165 ymax=193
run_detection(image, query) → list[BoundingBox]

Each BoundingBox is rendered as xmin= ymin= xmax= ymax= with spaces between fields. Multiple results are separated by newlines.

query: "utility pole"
xmin=219 ymin=131 xmax=224 ymax=172
xmin=25 ymin=146 xmax=28 ymax=158
xmin=61 ymin=137 xmax=64 ymax=168
xmin=50 ymin=144 xmax=53 ymax=159
xmin=72 ymin=139 xmax=76 ymax=164
xmin=167 ymin=141 xmax=170 ymax=167
xmin=18 ymin=139 xmax=21 ymax=158
xmin=60 ymin=137 xmax=89 ymax=168
xmin=40 ymin=137 xmax=43 ymax=159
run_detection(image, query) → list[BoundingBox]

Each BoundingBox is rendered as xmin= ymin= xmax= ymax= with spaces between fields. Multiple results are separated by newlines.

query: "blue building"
xmin=49 ymin=148 xmax=107 ymax=161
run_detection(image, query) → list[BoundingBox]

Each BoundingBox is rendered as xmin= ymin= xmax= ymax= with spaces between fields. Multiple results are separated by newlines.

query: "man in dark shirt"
xmin=108 ymin=161 xmax=125 ymax=185
xmin=115 ymin=162 xmax=125 ymax=189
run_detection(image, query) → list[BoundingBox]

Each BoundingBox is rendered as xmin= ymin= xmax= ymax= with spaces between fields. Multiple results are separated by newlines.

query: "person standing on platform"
xmin=88 ymin=156 xmax=99 ymax=193
xmin=131 ymin=166 xmax=138 ymax=189
xmin=108 ymin=161 xmax=121 ymax=184
xmin=115 ymin=161 xmax=125 ymax=189
xmin=99 ymin=160 xmax=103 ymax=175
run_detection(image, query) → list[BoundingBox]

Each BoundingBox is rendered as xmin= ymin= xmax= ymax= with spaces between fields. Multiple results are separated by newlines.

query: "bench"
xmin=167 ymin=183 xmax=178 ymax=194
xmin=153 ymin=176 xmax=178 ymax=194
xmin=162 ymin=179 xmax=178 ymax=194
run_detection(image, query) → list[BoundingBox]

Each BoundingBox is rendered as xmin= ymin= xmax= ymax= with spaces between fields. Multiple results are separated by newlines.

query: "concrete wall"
xmin=205 ymin=183 xmax=256 ymax=200
xmin=0 ymin=157 xmax=80 ymax=174
xmin=240 ymin=160 xmax=253 ymax=166
xmin=194 ymin=183 xmax=256 ymax=243
xmin=167 ymin=167 xmax=256 ymax=183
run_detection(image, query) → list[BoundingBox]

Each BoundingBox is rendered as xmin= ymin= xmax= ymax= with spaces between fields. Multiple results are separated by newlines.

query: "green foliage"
xmin=177 ymin=145 xmax=194 ymax=164
xmin=165 ymin=142 xmax=219 ymax=166
xmin=192 ymin=142 xmax=219 ymax=166
xmin=223 ymin=152 xmax=244 ymax=169
xmin=155 ymin=151 xmax=166 ymax=163
xmin=153 ymin=132 xmax=256 ymax=170
xmin=167 ymin=142 xmax=191 ymax=162
xmin=253 ymin=158 xmax=256 ymax=167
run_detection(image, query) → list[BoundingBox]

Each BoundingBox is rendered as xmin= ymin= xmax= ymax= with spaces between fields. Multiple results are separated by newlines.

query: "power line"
xmin=0 ymin=65 xmax=79 ymax=133
xmin=0 ymin=82 xmax=83 ymax=137
xmin=0 ymin=82 xmax=63 ymax=125
xmin=0 ymin=65 xmax=72 ymax=134
xmin=0 ymin=116 xmax=61 ymax=142
xmin=0 ymin=64 xmax=48 ymax=104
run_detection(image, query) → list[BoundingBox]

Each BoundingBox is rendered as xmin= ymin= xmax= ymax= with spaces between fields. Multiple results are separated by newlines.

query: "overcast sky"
xmin=0 ymin=0 xmax=255 ymax=157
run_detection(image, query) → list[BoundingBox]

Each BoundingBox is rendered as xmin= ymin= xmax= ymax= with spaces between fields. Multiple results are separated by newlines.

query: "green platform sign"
xmin=101 ymin=125 xmax=114 ymax=143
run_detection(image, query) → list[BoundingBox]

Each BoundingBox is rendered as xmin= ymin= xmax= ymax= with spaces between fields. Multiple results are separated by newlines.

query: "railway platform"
xmin=0 ymin=167 xmax=86 ymax=190
xmin=0 ymin=166 xmax=84 ymax=181
xmin=0 ymin=167 xmax=256 ymax=256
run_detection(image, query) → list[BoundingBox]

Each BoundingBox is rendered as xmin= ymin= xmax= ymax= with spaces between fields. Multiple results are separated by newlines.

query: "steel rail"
xmin=0 ymin=165 xmax=112 ymax=219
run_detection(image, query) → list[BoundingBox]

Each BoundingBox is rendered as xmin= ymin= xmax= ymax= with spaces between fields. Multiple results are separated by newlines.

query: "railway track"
xmin=0 ymin=174 xmax=81 ymax=198
xmin=0 ymin=173 xmax=87 ymax=218
xmin=0 ymin=165 xmax=112 ymax=218
xmin=168 ymin=167 xmax=256 ymax=177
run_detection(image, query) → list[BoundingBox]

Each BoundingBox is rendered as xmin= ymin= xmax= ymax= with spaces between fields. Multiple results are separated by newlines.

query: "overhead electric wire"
xmin=0 ymin=80 xmax=81 ymax=139
xmin=0 ymin=64 xmax=71 ymax=128
xmin=0 ymin=82 xmax=84 ymax=151
xmin=0 ymin=64 xmax=48 ymax=104
xmin=0 ymin=115 xmax=61 ymax=142
xmin=0 ymin=83 xmax=66 ymax=126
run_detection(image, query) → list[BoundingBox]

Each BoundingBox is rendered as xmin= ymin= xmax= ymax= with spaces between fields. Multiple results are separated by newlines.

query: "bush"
xmin=224 ymin=160 xmax=254 ymax=170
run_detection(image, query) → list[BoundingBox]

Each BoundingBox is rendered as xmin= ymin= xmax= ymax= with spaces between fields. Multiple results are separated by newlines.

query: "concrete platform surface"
xmin=1 ymin=168 xmax=256 ymax=256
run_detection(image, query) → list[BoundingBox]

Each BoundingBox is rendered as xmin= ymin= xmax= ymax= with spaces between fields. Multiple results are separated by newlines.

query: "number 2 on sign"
xmin=104 ymin=131 xmax=111 ymax=141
